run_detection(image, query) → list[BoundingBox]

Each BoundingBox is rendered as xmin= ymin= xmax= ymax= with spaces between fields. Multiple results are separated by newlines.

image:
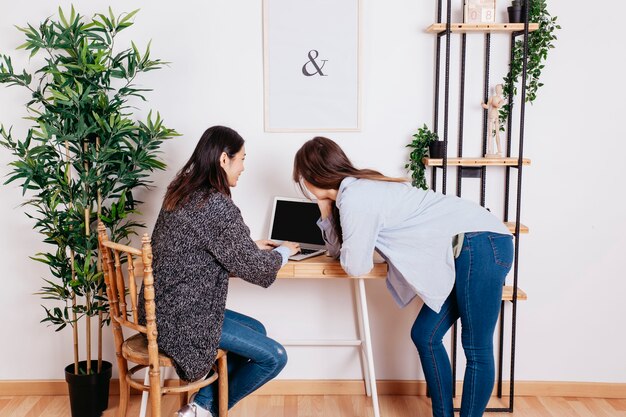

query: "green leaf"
xmin=118 ymin=9 xmax=140 ymax=26
xmin=14 ymin=25 xmax=30 ymax=34
xmin=108 ymin=6 xmax=116 ymax=29
xmin=29 ymin=47 xmax=40 ymax=58
xmin=58 ymin=6 xmax=69 ymax=28
xmin=131 ymin=41 xmax=141 ymax=62
xmin=48 ymin=88 xmax=70 ymax=101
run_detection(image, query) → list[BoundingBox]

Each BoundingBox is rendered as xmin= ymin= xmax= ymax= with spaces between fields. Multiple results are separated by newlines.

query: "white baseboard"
xmin=1 ymin=379 xmax=624 ymax=398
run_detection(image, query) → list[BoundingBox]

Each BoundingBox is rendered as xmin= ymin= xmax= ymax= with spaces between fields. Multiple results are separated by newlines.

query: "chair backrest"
xmin=97 ymin=222 xmax=159 ymax=374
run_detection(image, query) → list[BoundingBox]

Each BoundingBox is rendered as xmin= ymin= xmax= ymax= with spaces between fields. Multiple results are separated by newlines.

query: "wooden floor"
xmin=0 ymin=394 xmax=625 ymax=417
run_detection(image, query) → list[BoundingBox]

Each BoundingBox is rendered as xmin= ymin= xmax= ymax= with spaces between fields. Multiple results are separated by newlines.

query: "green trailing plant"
xmin=499 ymin=0 xmax=560 ymax=128
xmin=406 ymin=124 xmax=438 ymax=190
xmin=0 ymin=6 xmax=179 ymax=375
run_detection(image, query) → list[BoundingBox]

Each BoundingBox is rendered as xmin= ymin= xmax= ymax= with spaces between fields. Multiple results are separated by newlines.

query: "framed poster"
xmin=263 ymin=0 xmax=361 ymax=132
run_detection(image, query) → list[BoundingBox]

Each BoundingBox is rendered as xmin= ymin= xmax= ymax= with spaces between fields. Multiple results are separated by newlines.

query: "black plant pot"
xmin=428 ymin=141 xmax=446 ymax=159
xmin=508 ymin=5 xmax=523 ymax=23
xmin=65 ymin=360 xmax=112 ymax=417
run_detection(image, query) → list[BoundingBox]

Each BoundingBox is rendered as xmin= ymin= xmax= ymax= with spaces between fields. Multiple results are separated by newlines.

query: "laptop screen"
xmin=270 ymin=199 xmax=325 ymax=246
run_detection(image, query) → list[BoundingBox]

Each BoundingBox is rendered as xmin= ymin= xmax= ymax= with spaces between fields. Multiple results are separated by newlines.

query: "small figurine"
xmin=481 ymin=84 xmax=504 ymax=158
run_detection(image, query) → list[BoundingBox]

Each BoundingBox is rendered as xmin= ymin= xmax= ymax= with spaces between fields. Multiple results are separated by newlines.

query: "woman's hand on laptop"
xmin=255 ymin=240 xmax=279 ymax=250
xmin=280 ymin=241 xmax=300 ymax=256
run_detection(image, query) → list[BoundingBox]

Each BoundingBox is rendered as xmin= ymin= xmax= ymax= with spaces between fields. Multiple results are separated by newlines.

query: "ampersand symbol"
xmin=302 ymin=50 xmax=328 ymax=77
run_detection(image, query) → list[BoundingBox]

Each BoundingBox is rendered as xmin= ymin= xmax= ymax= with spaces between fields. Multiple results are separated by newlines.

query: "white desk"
xmin=277 ymin=256 xmax=388 ymax=417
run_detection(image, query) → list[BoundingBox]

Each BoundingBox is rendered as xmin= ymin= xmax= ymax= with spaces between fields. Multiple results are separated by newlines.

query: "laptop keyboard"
xmin=299 ymin=248 xmax=319 ymax=255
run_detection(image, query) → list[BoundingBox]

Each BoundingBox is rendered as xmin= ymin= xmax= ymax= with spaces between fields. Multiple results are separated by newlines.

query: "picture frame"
xmin=464 ymin=0 xmax=497 ymax=23
xmin=263 ymin=0 xmax=362 ymax=132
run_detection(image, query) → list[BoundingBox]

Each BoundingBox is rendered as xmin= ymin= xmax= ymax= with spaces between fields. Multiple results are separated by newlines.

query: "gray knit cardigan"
xmin=138 ymin=190 xmax=282 ymax=382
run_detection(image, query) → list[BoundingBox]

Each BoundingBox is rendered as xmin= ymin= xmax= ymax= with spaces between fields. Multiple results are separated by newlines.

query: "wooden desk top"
xmin=277 ymin=255 xmax=388 ymax=279
xmin=276 ymin=256 xmax=527 ymax=301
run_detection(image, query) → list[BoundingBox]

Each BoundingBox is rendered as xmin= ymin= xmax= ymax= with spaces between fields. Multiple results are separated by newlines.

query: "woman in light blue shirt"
xmin=293 ymin=137 xmax=514 ymax=417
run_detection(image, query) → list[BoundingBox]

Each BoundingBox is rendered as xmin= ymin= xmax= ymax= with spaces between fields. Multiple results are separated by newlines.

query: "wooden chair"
xmin=97 ymin=222 xmax=228 ymax=417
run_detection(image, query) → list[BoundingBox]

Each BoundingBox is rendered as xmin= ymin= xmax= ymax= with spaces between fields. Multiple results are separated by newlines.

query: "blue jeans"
xmin=194 ymin=309 xmax=288 ymax=415
xmin=411 ymin=232 xmax=514 ymax=417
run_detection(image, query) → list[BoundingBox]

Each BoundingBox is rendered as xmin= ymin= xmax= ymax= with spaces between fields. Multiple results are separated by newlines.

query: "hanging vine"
xmin=500 ymin=0 xmax=561 ymax=128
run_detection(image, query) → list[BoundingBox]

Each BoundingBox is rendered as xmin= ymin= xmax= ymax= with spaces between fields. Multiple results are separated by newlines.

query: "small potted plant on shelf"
xmin=508 ymin=0 xmax=524 ymax=23
xmin=0 ymin=7 xmax=179 ymax=417
xmin=406 ymin=124 xmax=439 ymax=190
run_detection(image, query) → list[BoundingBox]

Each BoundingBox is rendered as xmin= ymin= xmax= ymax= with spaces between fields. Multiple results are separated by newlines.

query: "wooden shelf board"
xmin=505 ymin=222 xmax=529 ymax=234
xmin=423 ymin=157 xmax=531 ymax=167
xmin=502 ymin=286 xmax=527 ymax=301
xmin=427 ymin=23 xmax=539 ymax=33
xmin=278 ymin=255 xmax=388 ymax=279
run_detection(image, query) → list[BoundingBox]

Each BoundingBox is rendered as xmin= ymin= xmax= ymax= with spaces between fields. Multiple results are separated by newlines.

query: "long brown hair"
xmin=163 ymin=126 xmax=244 ymax=211
xmin=293 ymin=136 xmax=407 ymax=242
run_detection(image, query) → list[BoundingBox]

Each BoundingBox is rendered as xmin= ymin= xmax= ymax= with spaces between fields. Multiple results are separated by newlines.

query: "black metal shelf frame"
xmin=429 ymin=0 xmax=531 ymax=412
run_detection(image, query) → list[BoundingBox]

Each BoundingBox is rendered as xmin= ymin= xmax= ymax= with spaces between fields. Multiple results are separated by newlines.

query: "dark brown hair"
xmin=163 ymin=126 xmax=244 ymax=211
xmin=293 ymin=136 xmax=407 ymax=242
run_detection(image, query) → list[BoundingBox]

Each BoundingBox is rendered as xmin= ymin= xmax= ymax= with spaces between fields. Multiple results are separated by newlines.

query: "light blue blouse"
xmin=273 ymin=246 xmax=291 ymax=266
xmin=316 ymin=177 xmax=511 ymax=313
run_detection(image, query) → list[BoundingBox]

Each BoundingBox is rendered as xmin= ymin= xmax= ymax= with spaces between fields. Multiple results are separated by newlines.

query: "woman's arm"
xmin=317 ymin=216 xmax=341 ymax=258
xmin=338 ymin=208 xmax=382 ymax=276
xmin=202 ymin=195 xmax=284 ymax=288
xmin=316 ymin=199 xmax=341 ymax=258
xmin=207 ymin=219 xmax=282 ymax=288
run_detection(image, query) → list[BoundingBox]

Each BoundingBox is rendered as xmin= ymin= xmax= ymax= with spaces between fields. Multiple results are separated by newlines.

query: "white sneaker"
xmin=176 ymin=398 xmax=213 ymax=417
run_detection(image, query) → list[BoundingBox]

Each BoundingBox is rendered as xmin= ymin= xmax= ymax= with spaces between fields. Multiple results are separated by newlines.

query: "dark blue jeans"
xmin=411 ymin=232 xmax=514 ymax=417
xmin=194 ymin=309 xmax=288 ymax=415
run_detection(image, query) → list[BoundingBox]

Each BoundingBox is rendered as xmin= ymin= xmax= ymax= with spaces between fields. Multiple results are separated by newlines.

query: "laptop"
xmin=268 ymin=197 xmax=327 ymax=261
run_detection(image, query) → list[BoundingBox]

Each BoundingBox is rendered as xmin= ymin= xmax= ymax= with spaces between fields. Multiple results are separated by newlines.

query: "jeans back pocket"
xmin=488 ymin=233 xmax=514 ymax=269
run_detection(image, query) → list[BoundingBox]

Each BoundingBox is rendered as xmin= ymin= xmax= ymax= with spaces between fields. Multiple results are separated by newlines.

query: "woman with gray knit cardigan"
xmin=139 ymin=126 xmax=299 ymax=417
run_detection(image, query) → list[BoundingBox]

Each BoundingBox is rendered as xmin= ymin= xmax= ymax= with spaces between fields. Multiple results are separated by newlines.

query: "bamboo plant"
xmin=0 ymin=6 xmax=179 ymax=375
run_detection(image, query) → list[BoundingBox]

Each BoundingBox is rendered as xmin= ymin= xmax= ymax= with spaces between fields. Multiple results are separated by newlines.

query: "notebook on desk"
xmin=268 ymin=197 xmax=326 ymax=261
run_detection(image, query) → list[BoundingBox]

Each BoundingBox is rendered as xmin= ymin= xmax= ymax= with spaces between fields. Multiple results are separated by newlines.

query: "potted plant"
xmin=406 ymin=124 xmax=439 ymax=190
xmin=500 ymin=0 xmax=560 ymax=128
xmin=0 ymin=7 xmax=178 ymax=417
xmin=507 ymin=0 xmax=524 ymax=23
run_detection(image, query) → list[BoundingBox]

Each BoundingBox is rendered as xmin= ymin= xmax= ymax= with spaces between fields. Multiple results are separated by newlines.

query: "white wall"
xmin=0 ymin=0 xmax=624 ymax=383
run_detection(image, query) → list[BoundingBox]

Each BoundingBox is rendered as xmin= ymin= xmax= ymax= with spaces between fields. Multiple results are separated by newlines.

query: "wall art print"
xmin=263 ymin=0 xmax=361 ymax=132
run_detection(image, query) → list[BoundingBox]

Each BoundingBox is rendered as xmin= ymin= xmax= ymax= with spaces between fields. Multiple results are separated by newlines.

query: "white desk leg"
xmin=357 ymin=278 xmax=381 ymax=417
xmin=354 ymin=279 xmax=372 ymax=396
xmin=139 ymin=366 xmax=168 ymax=417
xmin=139 ymin=368 xmax=149 ymax=417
